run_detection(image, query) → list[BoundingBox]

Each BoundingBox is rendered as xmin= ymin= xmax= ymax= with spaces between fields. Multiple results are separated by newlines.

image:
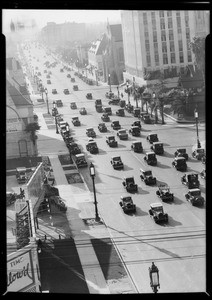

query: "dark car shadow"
xmin=122 ymin=165 xmax=135 ymax=171
xmin=172 ymin=196 xmax=184 ymax=205
xmin=134 ymin=207 xmax=149 ymax=217
xmin=156 ymin=162 xmax=171 ymax=169
xmin=137 ymin=187 xmax=150 ymax=195
xmin=141 ymin=128 xmax=152 ymax=132
xmin=166 ymin=216 xmax=182 ymax=227
xmin=163 ymin=151 xmax=174 ymax=158
xmin=97 ymin=149 xmax=108 ymax=155
xmin=156 ymin=179 xmax=168 ymax=186
xmin=162 ymin=142 xmax=170 ymax=146
xmin=117 ymin=143 xmax=126 ymax=148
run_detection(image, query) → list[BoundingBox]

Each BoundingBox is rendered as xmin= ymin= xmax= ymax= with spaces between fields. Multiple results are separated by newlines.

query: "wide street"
xmin=23 ymin=44 xmax=206 ymax=293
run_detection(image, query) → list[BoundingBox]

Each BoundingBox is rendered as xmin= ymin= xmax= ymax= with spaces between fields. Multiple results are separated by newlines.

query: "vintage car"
xmin=86 ymin=141 xmax=99 ymax=154
xmin=105 ymin=91 xmax=114 ymax=99
xmin=122 ymin=177 xmax=138 ymax=192
xmin=131 ymin=120 xmax=142 ymax=130
xmin=106 ymin=135 xmax=118 ymax=147
xmin=117 ymin=129 xmax=128 ymax=140
xmin=150 ymin=142 xmax=164 ymax=155
xmin=56 ymin=100 xmax=63 ymax=107
xmin=73 ymin=85 xmax=78 ymax=91
xmin=95 ymin=99 xmax=103 ymax=112
xmin=72 ymin=116 xmax=81 ymax=126
xmin=192 ymin=148 xmax=205 ymax=160
xmin=63 ymin=88 xmax=69 ymax=94
xmin=133 ymin=108 xmax=141 ymax=118
xmin=46 ymin=74 xmax=51 ymax=79
xmin=67 ymin=142 xmax=81 ymax=155
xmin=140 ymin=168 xmax=156 ymax=185
xmin=52 ymin=88 xmax=57 ymax=94
xmin=172 ymin=157 xmax=187 ymax=171
xmin=141 ymin=113 xmax=151 ymax=124
xmin=144 ymin=152 xmax=157 ymax=166
xmin=86 ymin=127 xmax=96 ymax=138
xmin=131 ymin=141 xmax=143 ymax=153
xmin=111 ymin=120 xmax=121 ymax=130
xmin=119 ymin=100 xmax=126 ymax=108
xmin=58 ymin=120 xmax=66 ymax=130
xmin=200 ymin=169 xmax=206 ymax=180
xmin=70 ymin=102 xmax=77 ymax=109
xmin=71 ymin=77 xmax=75 ymax=82
xmin=185 ymin=189 xmax=204 ymax=206
xmin=201 ymin=155 xmax=206 ymax=164
xmin=119 ymin=196 xmax=136 ymax=214
xmin=116 ymin=108 xmax=125 ymax=116
xmin=156 ymin=185 xmax=174 ymax=202
xmin=75 ymin=153 xmax=88 ymax=168
xmin=98 ymin=123 xmax=107 ymax=132
xmin=129 ymin=126 xmax=141 ymax=137
xmin=47 ymin=79 xmax=51 ymax=84
xmin=60 ymin=68 xmax=64 ymax=72
xmin=49 ymin=196 xmax=67 ymax=212
xmin=174 ymin=148 xmax=188 ymax=160
xmin=103 ymin=106 xmax=112 ymax=116
xmin=64 ymin=135 xmax=74 ymax=146
xmin=101 ymin=113 xmax=110 ymax=122
xmin=109 ymin=97 xmax=120 ymax=105
xmin=86 ymin=93 xmax=92 ymax=99
xmin=52 ymin=107 xmax=58 ymax=116
xmin=67 ymin=73 xmax=71 ymax=78
xmin=16 ymin=167 xmax=28 ymax=184
xmin=79 ymin=107 xmax=87 ymax=115
xmin=181 ymin=173 xmax=200 ymax=189
xmin=111 ymin=156 xmax=124 ymax=169
xmin=149 ymin=203 xmax=168 ymax=223
xmin=125 ymin=103 xmax=133 ymax=113
xmin=146 ymin=133 xmax=159 ymax=144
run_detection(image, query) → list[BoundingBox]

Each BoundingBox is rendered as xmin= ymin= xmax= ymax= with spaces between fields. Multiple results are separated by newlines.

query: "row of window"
xmin=146 ymin=50 xmax=192 ymax=66
xmin=144 ymin=27 xmax=190 ymax=43
xmin=143 ymin=11 xmax=189 ymax=28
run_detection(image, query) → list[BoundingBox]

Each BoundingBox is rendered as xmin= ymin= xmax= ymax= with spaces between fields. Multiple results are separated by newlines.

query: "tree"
xmin=25 ymin=122 xmax=41 ymax=145
xmin=189 ymin=36 xmax=205 ymax=84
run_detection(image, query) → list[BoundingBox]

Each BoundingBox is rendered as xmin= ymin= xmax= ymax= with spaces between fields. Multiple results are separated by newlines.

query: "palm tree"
xmin=25 ymin=122 xmax=41 ymax=145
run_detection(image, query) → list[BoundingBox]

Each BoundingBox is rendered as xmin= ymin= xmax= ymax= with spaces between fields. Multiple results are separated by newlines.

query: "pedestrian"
xmin=121 ymin=92 xmax=123 ymax=99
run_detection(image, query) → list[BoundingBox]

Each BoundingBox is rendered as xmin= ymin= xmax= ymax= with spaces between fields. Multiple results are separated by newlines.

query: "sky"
xmin=2 ymin=9 xmax=121 ymax=32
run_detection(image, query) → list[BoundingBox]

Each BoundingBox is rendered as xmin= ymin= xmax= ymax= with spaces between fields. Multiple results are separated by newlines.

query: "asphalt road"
xmin=23 ymin=44 xmax=206 ymax=293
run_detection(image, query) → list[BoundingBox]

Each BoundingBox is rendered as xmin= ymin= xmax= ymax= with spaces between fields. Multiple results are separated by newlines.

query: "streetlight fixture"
xmin=117 ymin=86 xmax=120 ymax=98
xmin=85 ymin=64 xmax=88 ymax=78
xmin=126 ymin=82 xmax=130 ymax=105
xmin=95 ymin=68 xmax=98 ymax=86
xmin=44 ymin=88 xmax=50 ymax=114
xmin=149 ymin=262 xmax=160 ymax=293
xmin=108 ymin=73 xmax=111 ymax=92
xmin=89 ymin=162 xmax=100 ymax=222
xmin=53 ymin=103 xmax=59 ymax=134
xmin=194 ymin=108 xmax=201 ymax=148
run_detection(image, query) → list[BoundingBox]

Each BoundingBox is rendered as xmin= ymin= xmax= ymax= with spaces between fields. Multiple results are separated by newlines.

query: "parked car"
xmin=46 ymin=74 xmax=51 ymax=79
xmin=131 ymin=120 xmax=142 ymax=130
xmin=103 ymin=106 xmax=112 ymax=115
xmin=52 ymin=88 xmax=57 ymax=94
xmin=181 ymin=173 xmax=200 ymax=189
xmin=140 ymin=168 xmax=156 ymax=185
xmin=71 ymin=77 xmax=75 ymax=82
xmin=131 ymin=141 xmax=143 ymax=153
xmin=149 ymin=203 xmax=168 ymax=223
xmin=122 ymin=176 xmax=138 ymax=192
xmin=150 ymin=142 xmax=164 ymax=155
xmin=119 ymin=100 xmax=126 ymax=108
xmin=105 ymin=91 xmax=114 ymax=99
xmin=109 ymin=97 xmax=120 ymax=105
xmin=133 ymin=108 xmax=140 ymax=118
xmin=111 ymin=156 xmax=124 ymax=169
xmin=72 ymin=116 xmax=81 ymax=126
xmin=73 ymin=85 xmax=78 ymax=91
xmin=106 ymin=135 xmax=118 ymax=147
xmin=63 ymin=88 xmax=69 ymax=94
xmin=56 ymin=100 xmax=63 ymax=107
xmin=146 ymin=133 xmax=159 ymax=144
xmin=144 ymin=152 xmax=157 ymax=166
xmin=172 ymin=157 xmax=187 ymax=171
xmin=185 ymin=189 xmax=204 ymax=206
xmin=67 ymin=74 xmax=71 ymax=78
xmin=101 ymin=113 xmax=110 ymax=122
xmin=129 ymin=126 xmax=140 ymax=137
xmin=95 ymin=99 xmax=103 ymax=112
xmin=116 ymin=108 xmax=125 ymax=116
xmin=98 ymin=123 xmax=107 ymax=132
xmin=192 ymin=148 xmax=205 ymax=160
xmin=174 ymin=148 xmax=188 ymax=160
xmin=119 ymin=196 xmax=136 ymax=213
xmin=52 ymin=107 xmax=58 ymax=116
xmin=200 ymin=169 xmax=206 ymax=180
xmin=70 ymin=102 xmax=77 ymax=109
xmin=47 ymin=79 xmax=51 ymax=84
xmin=16 ymin=167 xmax=27 ymax=184
xmin=111 ymin=120 xmax=121 ymax=130
xmin=75 ymin=153 xmax=88 ymax=168
xmin=125 ymin=103 xmax=133 ymax=113
xmin=117 ymin=129 xmax=128 ymax=140
xmin=141 ymin=113 xmax=151 ymax=124
xmin=86 ymin=141 xmax=99 ymax=154
xmin=60 ymin=68 xmax=64 ymax=72
xmin=86 ymin=127 xmax=96 ymax=138
xmin=156 ymin=185 xmax=174 ymax=202
xmin=58 ymin=120 xmax=66 ymax=130
xmin=79 ymin=107 xmax=87 ymax=115
xmin=86 ymin=93 xmax=92 ymax=99
xmin=68 ymin=142 xmax=81 ymax=155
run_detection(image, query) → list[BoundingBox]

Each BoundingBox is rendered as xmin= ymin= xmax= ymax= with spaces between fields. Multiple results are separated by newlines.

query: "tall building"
xmin=121 ymin=10 xmax=209 ymax=88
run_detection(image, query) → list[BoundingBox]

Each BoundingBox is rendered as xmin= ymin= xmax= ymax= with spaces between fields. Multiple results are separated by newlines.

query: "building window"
xmin=186 ymin=28 xmax=190 ymax=39
xmin=159 ymin=11 xmax=164 ymax=18
xmin=154 ymin=42 xmax=158 ymax=50
xmin=176 ymin=16 xmax=181 ymax=27
xmin=162 ymin=42 xmax=167 ymax=53
xmin=144 ymin=31 xmax=149 ymax=38
xmin=146 ymin=53 xmax=151 ymax=66
xmin=168 ymin=18 xmax=173 ymax=29
xmin=161 ymin=30 xmax=166 ymax=41
xmin=160 ymin=18 xmax=165 ymax=30
xmin=167 ymin=11 xmax=172 ymax=17
xmin=180 ymin=66 xmax=185 ymax=74
xmin=163 ymin=53 xmax=168 ymax=64
xmin=178 ymin=40 xmax=183 ymax=51
xmin=171 ymin=52 xmax=176 ymax=63
xmin=143 ymin=12 xmax=148 ymax=25
xmin=186 ymin=39 xmax=191 ymax=50
xmin=152 ymin=18 xmax=156 ymax=30
xmin=169 ymin=30 xmax=174 ymax=40
xmin=185 ymin=15 xmax=189 ymax=27
xmin=177 ymin=27 xmax=182 ymax=34
xmin=179 ymin=52 xmax=184 ymax=63
xmin=170 ymin=40 xmax=175 ymax=52
xmin=145 ymin=42 xmax=150 ymax=52
xmin=187 ymin=51 xmax=192 ymax=62
xmin=151 ymin=12 xmax=155 ymax=18
xmin=176 ymin=11 xmax=180 ymax=17
xmin=154 ymin=53 xmax=159 ymax=65
xmin=153 ymin=31 xmax=157 ymax=43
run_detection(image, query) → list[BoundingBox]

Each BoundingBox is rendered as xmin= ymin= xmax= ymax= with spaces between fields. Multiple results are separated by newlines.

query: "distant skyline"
xmin=2 ymin=9 xmax=121 ymax=33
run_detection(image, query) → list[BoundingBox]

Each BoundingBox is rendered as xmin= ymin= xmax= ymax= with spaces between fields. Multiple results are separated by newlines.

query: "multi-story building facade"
xmin=121 ymin=10 xmax=209 ymax=89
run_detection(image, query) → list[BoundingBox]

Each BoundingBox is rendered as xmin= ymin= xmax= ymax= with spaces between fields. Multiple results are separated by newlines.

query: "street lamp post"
xmin=95 ymin=69 xmax=98 ymax=86
xmin=117 ymin=86 xmax=120 ymax=98
xmin=85 ymin=64 xmax=88 ymax=78
xmin=53 ymin=103 xmax=59 ymax=134
xmin=194 ymin=108 xmax=201 ymax=148
xmin=149 ymin=262 xmax=160 ymax=293
xmin=126 ymin=82 xmax=130 ymax=105
xmin=89 ymin=163 xmax=100 ymax=222
xmin=44 ymin=88 xmax=50 ymax=114
xmin=108 ymin=73 xmax=112 ymax=92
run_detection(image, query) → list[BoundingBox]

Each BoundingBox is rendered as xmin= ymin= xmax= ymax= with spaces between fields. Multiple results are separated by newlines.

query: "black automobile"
xmin=133 ymin=108 xmax=140 ymax=118
xmin=63 ymin=89 xmax=69 ymax=94
xmin=172 ymin=157 xmax=187 ymax=171
xmin=98 ymin=123 xmax=107 ymax=132
xmin=192 ymin=148 xmax=205 ymax=160
xmin=156 ymin=185 xmax=174 ymax=202
xmin=105 ymin=91 xmax=114 ymax=99
xmin=95 ymin=99 xmax=103 ymax=112
xmin=185 ymin=189 xmax=204 ymax=206
xmin=129 ymin=126 xmax=140 ymax=137
xmin=131 ymin=141 xmax=143 ymax=153
xmin=73 ymin=85 xmax=78 ymax=91
xmin=71 ymin=78 xmax=75 ymax=82
xmin=101 ymin=113 xmax=110 ymax=122
xmin=106 ymin=136 xmax=118 ymax=147
xmin=86 ymin=93 xmax=92 ymax=99
xmin=52 ymin=107 xmax=58 ymax=116
xmin=86 ymin=141 xmax=99 ymax=154
xmin=56 ymin=100 xmax=63 ymax=107
xmin=146 ymin=133 xmax=159 ymax=144
xmin=70 ymin=102 xmax=77 ymax=109
xmin=149 ymin=203 xmax=168 ymax=223
xmin=52 ymin=88 xmax=57 ymax=94
xmin=111 ymin=156 xmax=124 ymax=169
xmin=68 ymin=142 xmax=81 ymax=155
xmin=86 ymin=127 xmax=96 ymax=138
xmin=79 ymin=107 xmax=87 ymax=115
xmin=72 ymin=116 xmax=81 ymax=126
xmin=119 ymin=196 xmax=136 ymax=213
xmin=144 ymin=152 xmax=157 ymax=166
xmin=131 ymin=120 xmax=142 ymax=130
xmin=75 ymin=153 xmax=88 ymax=168
xmin=150 ymin=142 xmax=164 ymax=155
xmin=122 ymin=177 xmax=138 ymax=193
xmin=141 ymin=113 xmax=151 ymax=124
xmin=174 ymin=148 xmax=189 ymax=160
xmin=103 ymin=106 xmax=112 ymax=115
xmin=140 ymin=168 xmax=156 ymax=185
xmin=111 ymin=120 xmax=121 ymax=130
xmin=47 ymin=79 xmax=51 ymax=84
xmin=116 ymin=108 xmax=125 ymax=116
xmin=108 ymin=97 xmax=120 ymax=105
xmin=181 ymin=173 xmax=200 ymax=189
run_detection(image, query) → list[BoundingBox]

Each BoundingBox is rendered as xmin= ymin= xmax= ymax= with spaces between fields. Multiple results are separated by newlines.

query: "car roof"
xmin=149 ymin=133 xmax=157 ymax=136
xmin=76 ymin=153 xmax=85 ymax=158
xmin=131 ymin=126 xmax=139 ymax=129
xmin=146 ymin=151 xmax=155 ymax=155
xmin=16 ymin=167 xmax=27 ymax=171
xmin=118 ymin=129 xmax=126 ymax=132
xmin=107 ymin=135 xmax=115 ymax=138
xmin=140 ymin=168 xmax=151 ymax=172
xmin=153 ymin=142 xmax=163 ymax=145
xmin=132 ymin=141 xmax=141 ymax=144
xmin=86 ymin=127 xmax=94 ymax=130
xmin=112 ymin=156 xmax=121 ymax=159
xmin=175 ymin=157 xmax=185 ymax=160
xmin=150 ymin=203 xmax=163 ymax=208
xmin=188 ymin=188 xmax=201 ymax=192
